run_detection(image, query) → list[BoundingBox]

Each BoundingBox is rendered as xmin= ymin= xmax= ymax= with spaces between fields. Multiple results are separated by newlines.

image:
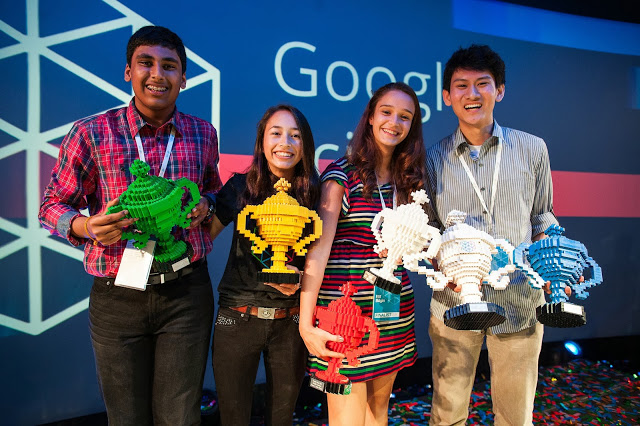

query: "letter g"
xmin=275 ymin=41 xmax=317 ymax=97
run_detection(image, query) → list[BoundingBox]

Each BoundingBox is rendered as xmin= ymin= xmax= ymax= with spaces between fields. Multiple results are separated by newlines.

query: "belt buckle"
xmin=257 ymin=307 xmax=276 ymax=320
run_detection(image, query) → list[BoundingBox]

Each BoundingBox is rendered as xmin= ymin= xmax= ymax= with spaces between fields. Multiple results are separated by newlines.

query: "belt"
xmin=147 ymin=258 xmax=205 ymax=285
xmin=229 ymin=305 xmax=300 ymax=320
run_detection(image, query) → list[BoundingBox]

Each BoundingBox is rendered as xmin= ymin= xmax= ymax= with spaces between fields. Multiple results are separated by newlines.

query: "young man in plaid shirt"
xmin=39 ymin=26 xmax=221 ymax=425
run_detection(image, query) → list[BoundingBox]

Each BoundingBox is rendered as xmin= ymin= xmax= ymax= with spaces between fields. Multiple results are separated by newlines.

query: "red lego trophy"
xmin=309 ymin=282 xmax=380 ymax=395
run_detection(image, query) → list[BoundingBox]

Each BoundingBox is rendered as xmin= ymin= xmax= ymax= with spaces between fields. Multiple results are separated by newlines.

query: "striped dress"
xmin=307 ymin=157 xmax=417 ymax=382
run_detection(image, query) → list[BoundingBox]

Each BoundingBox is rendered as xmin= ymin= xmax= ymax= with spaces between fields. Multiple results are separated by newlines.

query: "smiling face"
xmin=124 ymin=44 xmax=186 ymax=127
xmin=443 ymin=68 xmax=505 ymax=140
xmin=262 ymin=110 xmax=303 ymax=181
xmin=368 ymin=90 xmax=415 ymax=155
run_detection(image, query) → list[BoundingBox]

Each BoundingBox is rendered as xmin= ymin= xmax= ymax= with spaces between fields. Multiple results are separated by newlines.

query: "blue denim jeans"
xmin=212 ymin=307 xmax=306 ymax=426
xmin=89 ymin=262 xmax=214 ymax=426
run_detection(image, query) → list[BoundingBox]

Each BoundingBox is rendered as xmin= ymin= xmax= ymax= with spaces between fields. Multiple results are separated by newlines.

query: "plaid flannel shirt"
xmin=39 ymin=99 xmax=222 ymax=277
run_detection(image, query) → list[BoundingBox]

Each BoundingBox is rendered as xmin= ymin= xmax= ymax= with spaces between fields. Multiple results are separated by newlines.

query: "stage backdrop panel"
xmin=0 ymin=0 xmax=638 ymax=424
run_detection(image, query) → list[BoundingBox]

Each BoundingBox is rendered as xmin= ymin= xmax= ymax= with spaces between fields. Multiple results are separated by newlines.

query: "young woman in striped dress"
xmin=299 ymin=82 xmax=427 ymax=425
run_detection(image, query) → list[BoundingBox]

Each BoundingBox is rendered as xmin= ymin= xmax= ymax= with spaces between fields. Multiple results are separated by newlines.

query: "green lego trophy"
xmin=108 ymin=160 xmax=201 ymax=272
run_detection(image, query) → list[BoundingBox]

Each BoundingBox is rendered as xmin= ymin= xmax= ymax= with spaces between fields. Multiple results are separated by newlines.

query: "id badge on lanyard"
xmin=372 ymin=271 xmax=401 ymax=321
xmin=114 ymin=128 xmax=176 ymax=290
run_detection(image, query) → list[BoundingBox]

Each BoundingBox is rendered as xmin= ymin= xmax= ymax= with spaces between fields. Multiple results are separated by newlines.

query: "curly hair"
xmin=346 ymin=82 xmax=426 ymax=204
xmin=240 ymin=105 xmax=320 ymax=209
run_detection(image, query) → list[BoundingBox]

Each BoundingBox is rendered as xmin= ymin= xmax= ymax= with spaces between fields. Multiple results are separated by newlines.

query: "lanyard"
xmin=134 ymin=127 xmax=176 ymax=178
xmin=376 ymin=179 xmax=397 ymax=211
xmin=457 ymin=138 xmax=502 ymax=218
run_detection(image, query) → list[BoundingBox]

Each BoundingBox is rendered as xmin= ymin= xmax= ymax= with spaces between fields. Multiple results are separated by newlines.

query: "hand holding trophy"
xmin=237 ymin=177 xmax=322 ymax=284
xmin=514 ymin=224 xmax=603 ymax=327
xmin=418 ymin=210 xmax=516 ymax=330
xmin=309 ymin=282 xmax=380 ymax=395
xmin=107 ymin=159 xmax=201 ymax=272
xmin=363 ymin=189 xmax=442 ymax=294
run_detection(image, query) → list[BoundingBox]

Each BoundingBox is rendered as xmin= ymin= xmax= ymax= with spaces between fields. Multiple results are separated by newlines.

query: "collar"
xmin=125 ymin=98 xmax=183 ymax=140
xmin=454 ymin=120 xmax=505 ymax=154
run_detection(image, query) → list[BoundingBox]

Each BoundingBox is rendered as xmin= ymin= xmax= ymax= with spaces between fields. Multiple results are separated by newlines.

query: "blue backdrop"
xmin=1 ymin=0 xmax=639 ymax=424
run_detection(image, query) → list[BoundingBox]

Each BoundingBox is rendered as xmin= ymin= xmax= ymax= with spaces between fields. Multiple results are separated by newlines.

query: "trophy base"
xmin=537 ymin=302 xmax=586 ymax=328
xmin=152 ymin=242 xmax=194 ymax=273
xmin=257 ymin=271 xmax=300 ymax=284
xmin=444 ymin=302 xmax=506 ymax=330
xmin=362 ymin=270 xmax=402 ymax=295
xmin=309 ymin=374 xmax=352 ymax=395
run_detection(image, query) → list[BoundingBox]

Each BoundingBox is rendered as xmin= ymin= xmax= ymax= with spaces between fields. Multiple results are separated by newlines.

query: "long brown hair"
xmin=346 ymin=82 xmax=426 ymax=204
xmin=241 ymin=105 xmax=320 ymax=209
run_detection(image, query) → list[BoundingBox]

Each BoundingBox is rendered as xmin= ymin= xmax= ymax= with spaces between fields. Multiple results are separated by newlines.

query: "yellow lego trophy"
xmin=237 ymin=178 xmax=322 ymax=284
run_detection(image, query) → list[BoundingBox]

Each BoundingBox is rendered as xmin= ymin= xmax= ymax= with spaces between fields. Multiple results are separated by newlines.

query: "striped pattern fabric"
xmin=39 ymin=99 xmax=222 ymax=277
xmin=424 ymin=122 xmax=558 ymax=334
xmin=307 ymin=158 xmax=417 ymax=382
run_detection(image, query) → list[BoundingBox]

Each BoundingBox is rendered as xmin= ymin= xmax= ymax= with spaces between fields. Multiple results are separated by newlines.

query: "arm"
xmin=188 ymin=125 xmax=222 ymax=229
xmin=531 ymin=141 xmax=558 ymax=238
xmin=424 ymin=152 xmax=443 ymax=230
xmin=72 ymin=198 xmax=137 ymax=246
xmin=39 ymin=123 xmax=135 ymax=246
xmin=209 ymin=214 xmax=226 ymax=240
xmin=299 ymin=180 xmax=345 ymax=359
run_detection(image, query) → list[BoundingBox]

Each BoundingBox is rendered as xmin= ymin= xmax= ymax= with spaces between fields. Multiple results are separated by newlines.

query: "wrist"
xmin=299 ymin=319 xmax=317 ymax=333
xmin=202 ymin=194 xmax=216 ymax=224
xmin=83 ymin=217 xmax=98 ymax=246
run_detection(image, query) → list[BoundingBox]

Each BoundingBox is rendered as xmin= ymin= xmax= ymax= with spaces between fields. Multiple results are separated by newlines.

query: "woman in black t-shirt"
xmin=209 ymin=105 xmax=320 ymax=425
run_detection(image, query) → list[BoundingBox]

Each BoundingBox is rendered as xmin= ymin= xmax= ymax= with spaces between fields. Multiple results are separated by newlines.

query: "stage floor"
xmin=44 ymin=336 xmax=640 ymax=426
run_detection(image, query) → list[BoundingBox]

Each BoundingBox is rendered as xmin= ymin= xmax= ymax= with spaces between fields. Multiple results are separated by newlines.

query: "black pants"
xmin=89 ymin=263 xmax=214 ymax=426
xmin=212 ymin=307 xmax=307 ymax=426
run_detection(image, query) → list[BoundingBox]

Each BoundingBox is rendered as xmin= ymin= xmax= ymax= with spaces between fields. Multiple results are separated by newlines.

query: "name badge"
xmin=115 ymin=239 xmax=156 ymax=291
xmin=372 ymin=271 xmax=401 ymax=321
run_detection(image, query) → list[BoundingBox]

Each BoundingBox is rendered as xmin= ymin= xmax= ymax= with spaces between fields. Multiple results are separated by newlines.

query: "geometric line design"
xmin=0 ymin=0 xmax=221 ymax=335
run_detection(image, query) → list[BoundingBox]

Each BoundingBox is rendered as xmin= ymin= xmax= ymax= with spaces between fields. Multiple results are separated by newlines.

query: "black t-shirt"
xmin=215 ymin=174 xmax=306 ymax=308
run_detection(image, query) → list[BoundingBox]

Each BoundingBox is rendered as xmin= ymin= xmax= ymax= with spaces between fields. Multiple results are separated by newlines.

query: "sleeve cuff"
xmin=60 ymin=211 xmax=85 ymax=247
xmin=531 ymin=211 xmax=559 ymax=237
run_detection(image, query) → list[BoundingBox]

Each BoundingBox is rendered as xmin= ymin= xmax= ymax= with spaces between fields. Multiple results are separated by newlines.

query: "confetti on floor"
xmin=291 ymin=359 xmax=640 ymax=425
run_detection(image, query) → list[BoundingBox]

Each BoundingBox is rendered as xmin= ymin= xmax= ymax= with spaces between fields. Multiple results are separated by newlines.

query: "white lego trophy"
xmin=363 ymin=190 xmax=442 ymax=294
xmin=418 ymin=210 xmax=516 ymax=330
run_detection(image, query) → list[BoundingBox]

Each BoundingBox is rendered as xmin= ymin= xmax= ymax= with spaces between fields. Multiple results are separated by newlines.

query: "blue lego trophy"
xmin=514 ymin=224 xmax=603 ymax=328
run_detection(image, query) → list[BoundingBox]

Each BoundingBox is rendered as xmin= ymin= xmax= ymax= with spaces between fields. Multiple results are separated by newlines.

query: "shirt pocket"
xmin=169 ymin=148 xmax=204 ymax=189
xmin=94 ymin=143 xmax=130 ymax=199
xmin=500 ymin=167 xmax=535 ymax=213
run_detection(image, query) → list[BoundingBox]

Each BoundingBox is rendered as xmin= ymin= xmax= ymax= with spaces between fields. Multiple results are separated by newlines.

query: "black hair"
xmin=126 ymin=26 xmax=187 ymax=74
xmin=443 ymin=44 xmax=505 ymax=91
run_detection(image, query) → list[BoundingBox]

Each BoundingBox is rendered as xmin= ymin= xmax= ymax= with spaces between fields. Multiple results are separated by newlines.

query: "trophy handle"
xmin=402 ymin=226 xmax=441 ymax=272
xmin=292 ymin=209 xmax=323 ymax=256
xmin=175 ymin=177 xmax=202 ymax=228
xmin=572 ymin=253 xmax=603 ymax=300
xmin=484 ymin=239 xmax=516 ymax=290
xmin=417 ymin=266 xmax=450 ymax=290
xmin=237 ymin=205 xmax=269 ymax=254
xmin=346 ymin=316 xmax=380 ymax=366
xmin=370 ymin=210 xmax=385 ymax=252
xmin=513 ymin=243 xmax=545 ymax=289
xmin=424 ymin=226 xmax=442 ymax=260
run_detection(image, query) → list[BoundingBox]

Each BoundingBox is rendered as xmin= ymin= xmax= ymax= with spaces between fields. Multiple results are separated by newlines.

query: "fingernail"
xmin=337 ymin=336 xmax=344 ymax=342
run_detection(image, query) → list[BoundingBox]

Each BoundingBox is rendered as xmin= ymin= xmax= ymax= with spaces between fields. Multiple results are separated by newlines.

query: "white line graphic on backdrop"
xmin=0 ymin=0 xmax=221 ymax=335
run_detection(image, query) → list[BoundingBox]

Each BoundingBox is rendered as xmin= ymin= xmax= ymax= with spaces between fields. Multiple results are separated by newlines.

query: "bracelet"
xmin=202 ymin=194 xmax=216 ymax=224
xmin=83 ymin=218 xmax=98 ymax=246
